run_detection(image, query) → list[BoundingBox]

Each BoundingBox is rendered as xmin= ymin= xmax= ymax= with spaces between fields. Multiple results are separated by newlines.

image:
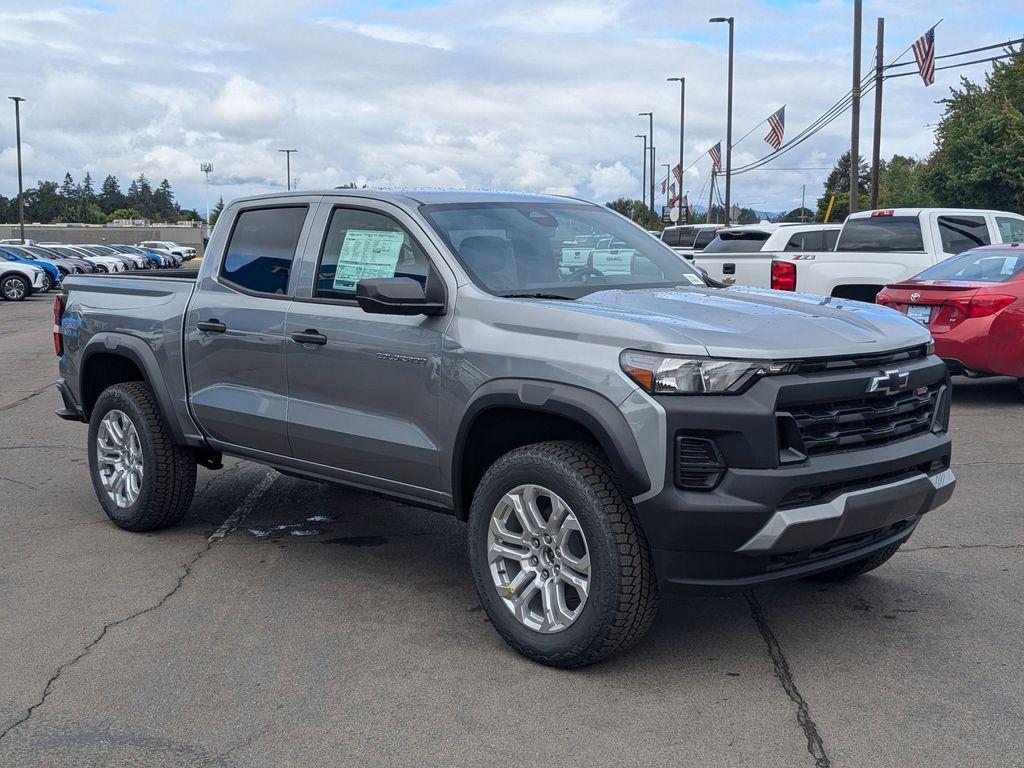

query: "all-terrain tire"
xmin=87 ymin=382 xmax=196 ymax=531
xmin=806 ymin=540 xmax=903 ymax=582
xmin=468 ymin=441 xmax=658 ymax=668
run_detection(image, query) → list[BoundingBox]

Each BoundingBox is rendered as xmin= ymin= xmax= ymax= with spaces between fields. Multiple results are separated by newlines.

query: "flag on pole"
xmin=668 ymin=184 xmax=679 ymax=206
xmin=913 ymin=28 xmax=936 ymax=86
xmin=764 ymin=106 xmax=786 ymax=150
xmin=709 ymin=142 xmax=722 ymax=172
xmin=660 ymin=178 xmax=667 ymax=195
xmin=672 ymin=164 xmax=682 ymax=183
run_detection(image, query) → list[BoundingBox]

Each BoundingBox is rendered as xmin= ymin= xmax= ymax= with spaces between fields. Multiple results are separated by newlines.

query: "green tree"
xmin=60 ymin=172 xmax=77 ymax=200
xmin=815 ymin=151 xmax=869 ymax=221
xmin=209 ymin=196 xmax=225 ymax=226
xmin=605 ymin=198 xmax=654 ymax=224
xmin=24 ymin=180 xmax=62 ymax=223
xmin=153 ymin=178 xmax=178 ymax=220
xmin=81 ymin=172 xmax=96 ymax=201
xmin=922 ymin=46 xmax=1024 ymax=210
xmin=876 ymin=155 xmax=937 ymax=208
xmin=99 ymin=175 xmax=124 ymax=214
xmin=107 ymin=207 xmax=144 ymax=222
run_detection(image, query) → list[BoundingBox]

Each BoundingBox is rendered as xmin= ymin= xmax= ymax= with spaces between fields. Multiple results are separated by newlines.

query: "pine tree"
xmin=99 ymin=175 xmax=124 ymax=214
xmin=60 ymin=172 xmax=77 ymax=199
xmin=81 ymin=172 xmax=96 ymax=200
xmin=210 ymin=196 xmax=225 ymax=225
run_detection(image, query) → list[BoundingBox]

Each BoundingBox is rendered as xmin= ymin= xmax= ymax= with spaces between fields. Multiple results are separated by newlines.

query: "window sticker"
xmin=332 ymin=230 xmax=406 ymax=290
xmin=683 ymin=273 xmax=704 ymax=285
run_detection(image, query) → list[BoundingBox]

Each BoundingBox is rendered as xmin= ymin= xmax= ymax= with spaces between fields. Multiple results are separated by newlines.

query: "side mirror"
xmin=355 ymin=277 xmax=445 ymax=316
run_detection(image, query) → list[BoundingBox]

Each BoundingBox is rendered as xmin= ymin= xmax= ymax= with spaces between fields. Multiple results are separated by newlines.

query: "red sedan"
xmin=877 ymin=243 xmax=1024 ymax=393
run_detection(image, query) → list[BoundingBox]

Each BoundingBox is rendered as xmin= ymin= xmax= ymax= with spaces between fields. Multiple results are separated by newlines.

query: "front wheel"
xmin=40 ymin=273 xmax=52 ymax=293
xmin=88 ymin=382 xmax=197 ymax=531
xmin=1 ymin=274 xmax=29 ymax=301
xmin=468 ymin=441 xmax=658 ymax=668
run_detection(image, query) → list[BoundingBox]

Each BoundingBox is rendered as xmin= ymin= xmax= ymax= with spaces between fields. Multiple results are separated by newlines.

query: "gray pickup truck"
xmin=53 ymin=189 xmax=956 ymax=667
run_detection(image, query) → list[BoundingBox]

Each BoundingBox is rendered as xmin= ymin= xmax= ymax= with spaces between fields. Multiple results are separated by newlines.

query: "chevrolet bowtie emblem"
xmin=868 ymin=369 xmax=909 ymax=395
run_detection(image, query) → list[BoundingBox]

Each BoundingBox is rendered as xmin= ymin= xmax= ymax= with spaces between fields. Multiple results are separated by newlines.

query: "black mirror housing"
xmin=355 ymin=277 xmax=445 ymax=316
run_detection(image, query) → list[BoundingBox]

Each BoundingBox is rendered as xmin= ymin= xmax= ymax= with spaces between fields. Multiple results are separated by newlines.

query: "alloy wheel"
xmin=96 ymin=409 xmax=144 ymax=508
xmin=2 ymin=277 xmax=27 ymax=300
xmin=487 ymin=484 xmax=591 ymax=633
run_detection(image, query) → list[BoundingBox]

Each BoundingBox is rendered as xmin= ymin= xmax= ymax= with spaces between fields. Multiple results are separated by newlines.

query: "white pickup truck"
xmin=695 ymin=208 xmax=1024 ymax=302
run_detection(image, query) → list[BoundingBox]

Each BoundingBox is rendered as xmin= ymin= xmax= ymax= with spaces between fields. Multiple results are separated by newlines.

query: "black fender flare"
xmin=451 ymin=379 xmax=651 ymax=514
xmin=81 ymin=333 xmax=187 ymax=445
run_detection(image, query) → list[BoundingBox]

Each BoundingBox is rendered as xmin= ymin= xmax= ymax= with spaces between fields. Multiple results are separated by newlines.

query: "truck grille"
xmin=781 ymin=384 xmax=939 ymax=456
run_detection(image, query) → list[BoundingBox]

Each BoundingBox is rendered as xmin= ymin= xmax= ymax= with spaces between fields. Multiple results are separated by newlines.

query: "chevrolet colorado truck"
xmin=54 ymin=189 xmax=956 ymax=667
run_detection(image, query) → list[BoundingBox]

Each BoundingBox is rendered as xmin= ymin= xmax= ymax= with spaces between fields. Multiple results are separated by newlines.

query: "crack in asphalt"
xmin=0 ymin=384 xmax=53 ymax=414
xmin=0 ymin=471 xmax=277 ymax=745
xmin=900 ymin=542 xmax=1024 ymax=552
xmin=0 ymin=474 xmax=33 ymax=489
xmin=745 ymin=592 xmax=830 ymax=768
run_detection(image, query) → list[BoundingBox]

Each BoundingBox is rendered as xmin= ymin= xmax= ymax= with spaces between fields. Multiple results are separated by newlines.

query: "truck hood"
xmin=555 ymin=284 xmax=930 ymax=359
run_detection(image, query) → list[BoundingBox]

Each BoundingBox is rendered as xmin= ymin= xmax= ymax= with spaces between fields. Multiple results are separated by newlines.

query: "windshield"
xmin=915 ymin=248 xmax=1024 ymax=283
xmin=419 ymin=202 xmax=704 ymax=297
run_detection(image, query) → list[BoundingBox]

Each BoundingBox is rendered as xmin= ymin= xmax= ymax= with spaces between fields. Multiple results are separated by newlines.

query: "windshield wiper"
xmin=498 ymin=292 xmax=576 ymax=300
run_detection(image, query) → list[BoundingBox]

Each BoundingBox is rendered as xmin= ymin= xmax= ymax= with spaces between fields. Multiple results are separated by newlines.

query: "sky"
xmin=1 ymin=0 xmax=1022 ymax=217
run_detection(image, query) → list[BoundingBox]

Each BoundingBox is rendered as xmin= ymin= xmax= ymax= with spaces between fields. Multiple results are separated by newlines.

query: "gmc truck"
xmin=54 ymin=189 xmax=956 ymax=667
xmin=696 ymin=208 xmax=1024 ymax=301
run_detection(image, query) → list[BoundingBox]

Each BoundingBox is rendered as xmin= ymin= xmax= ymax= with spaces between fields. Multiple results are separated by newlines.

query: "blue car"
xmin=111 ymin=244 xmax=172 ymax=268
xmin=0 ymin=247 xmax=60 ymax=292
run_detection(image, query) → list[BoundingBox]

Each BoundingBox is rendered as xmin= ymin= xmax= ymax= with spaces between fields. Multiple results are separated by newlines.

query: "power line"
xmin=886 ymin=37 xmax=1023 ymax=68
xmin=886 ymin=51 xmax=1021 ymax=79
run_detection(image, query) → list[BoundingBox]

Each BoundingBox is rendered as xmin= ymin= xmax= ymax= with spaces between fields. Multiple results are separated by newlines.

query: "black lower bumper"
xmin=636 ymin=355 xmax=955 ymax=594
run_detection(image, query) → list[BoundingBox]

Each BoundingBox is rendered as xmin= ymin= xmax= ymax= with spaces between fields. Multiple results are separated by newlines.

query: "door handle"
xmin=723 ymin=263 xmax=736 ymax=275
xmin=291 ymin=329 xmax=328 ymax=346
xmin=197 ymin=319 xmax=227 ymax=333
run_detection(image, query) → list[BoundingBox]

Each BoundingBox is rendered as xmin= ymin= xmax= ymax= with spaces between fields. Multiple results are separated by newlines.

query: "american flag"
xmin=660 ymin=178 xmax=668 ymax=195
xmin=764 ymin=106 xmax=786 ymax=150
xmin=668 ymin=184 xmax=679 ymax=206
xmin=709 ymin=141 xmax=722 ymax=172
xmin=672 ymin=164 xmax=682 ymax=183
xmin=913 ymin=28 xmax=936 ymax=86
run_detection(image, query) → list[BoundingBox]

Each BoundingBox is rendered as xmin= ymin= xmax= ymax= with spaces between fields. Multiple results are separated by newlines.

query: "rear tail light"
xmin=770 ymin=260 xmax=797 ymax=291
xmin=876 ymin=292 xmax=893 ymax=306
xmin=950 ymin=294 xmax=1015 ymax=319
xmin=52 ymin=294 xmax=64 ymax=356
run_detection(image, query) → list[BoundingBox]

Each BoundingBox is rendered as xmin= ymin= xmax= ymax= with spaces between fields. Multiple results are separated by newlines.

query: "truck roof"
xmin=847 ymin=207 xmax=1013 ymax=219
xmin=229 ymin=188 xmax=585 ymax=207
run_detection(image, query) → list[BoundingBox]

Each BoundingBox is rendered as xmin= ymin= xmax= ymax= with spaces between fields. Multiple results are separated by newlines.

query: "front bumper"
xmin=635 ymin=353 xmax=955 ymax=593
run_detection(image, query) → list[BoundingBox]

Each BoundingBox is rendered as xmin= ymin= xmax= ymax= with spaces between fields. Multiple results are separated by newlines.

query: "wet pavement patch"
xmin=321 ymin=535 xmax=388 ymax=547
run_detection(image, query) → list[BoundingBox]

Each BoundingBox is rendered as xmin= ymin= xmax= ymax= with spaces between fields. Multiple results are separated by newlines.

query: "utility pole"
xmin=801 ymin=185 xmax=807 ymax=222
xmin=708 ymin=169 xmax=716 ymax=225
xmin=667 ymin=77 xmax=685 ymax=220
xmin=662 ymin=163 xmax=671 ymax=211
xmin=200 ymin=162 xmax=213 ymax=227
xmin=850 ymin=0 xmax=863 ymax=214
xmin=277 ymin=149 xmax=297 ymax=191
xmin=8 ymin=96 xmax=26 ymax=244
xmin=870 ymin=17 xmax=885 ymax=209
xmin=635 ymin=133 xmax=647 ymax=216
xmin=650 ymin=145 xmax=657 ymax=225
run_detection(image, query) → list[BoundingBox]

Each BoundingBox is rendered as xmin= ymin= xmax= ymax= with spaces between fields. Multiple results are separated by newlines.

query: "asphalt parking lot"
xmin=1 ymin=294 xmax=1021 ymax=768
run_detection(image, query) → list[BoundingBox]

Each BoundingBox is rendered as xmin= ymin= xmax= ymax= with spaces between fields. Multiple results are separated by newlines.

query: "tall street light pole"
xmin=8 ymin=96 xmax=26 ymax=244
xmin=277 ymin=149 xmax=297 ymax=191
xmin=635 ymin=134 xmax=647 ymax=216
xmin=638 ymin=112 xmax=654 ymax=227
xmin=709 ymin=17 xmax=734 ymax=223
xmin=667 ymin=77 xmax=685 ymax=221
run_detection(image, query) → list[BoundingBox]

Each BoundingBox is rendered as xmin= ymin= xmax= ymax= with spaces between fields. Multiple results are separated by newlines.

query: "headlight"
xmin=620 ymin=350 xmax=795 ymax=394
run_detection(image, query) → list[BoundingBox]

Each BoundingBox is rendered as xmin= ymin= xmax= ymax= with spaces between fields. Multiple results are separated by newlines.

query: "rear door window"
xmin=693 ymin=228 xmax=718 ymax=249
xmin=783 ymin=230 xmax=824 ymax=251
xmin=662 ymin=227 xmax=695 ymax=248
xmin=996 ymin=216 xmax=1024 ymax=244
xmin=220 ymin=206 xmax=307 ymax=295
xmin=836 ymin=217 xmax=924 ymax=252
xmin=823 ymin=229 xmax=839 ymax=250
xmin=937 ymin=215 xmax=990 ymax=254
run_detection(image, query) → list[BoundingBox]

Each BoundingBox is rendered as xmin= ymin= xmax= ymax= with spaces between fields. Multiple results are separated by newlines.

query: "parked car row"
xmin=659 ymin=208 xmax=1024 ymax=397
xmin=0 ymin=241 xmax=196 ymax=301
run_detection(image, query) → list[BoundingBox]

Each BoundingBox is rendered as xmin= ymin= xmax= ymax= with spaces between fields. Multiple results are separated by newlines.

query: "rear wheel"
xmin=88 ymin=382 xmax=196 ymax=531
xmin=1 ymin=275 xmax=29 ymax=301
xmin=468 ymin=441 xmax=658 ymax=668
xmin=40 ymin=273 xmax=52 ymax=293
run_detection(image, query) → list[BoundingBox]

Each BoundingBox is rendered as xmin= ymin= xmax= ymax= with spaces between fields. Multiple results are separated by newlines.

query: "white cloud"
xmin=0 ymin=0 xmax=1020 ymax=213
